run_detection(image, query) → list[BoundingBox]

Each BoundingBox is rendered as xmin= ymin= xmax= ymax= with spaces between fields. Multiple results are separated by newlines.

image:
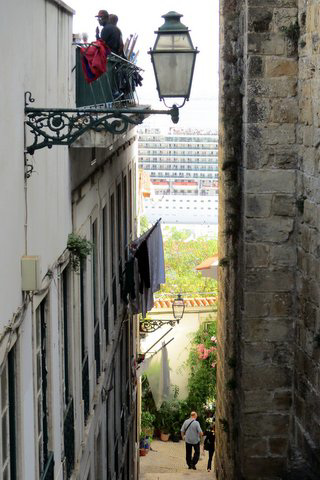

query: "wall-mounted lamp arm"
xmin=24 ymin=102 xmax=179 ymax=155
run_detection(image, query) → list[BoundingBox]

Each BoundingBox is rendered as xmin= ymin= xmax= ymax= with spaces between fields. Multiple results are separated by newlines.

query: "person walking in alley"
xmin=203 ymin=423 xmax=216 ymax=472
xmin=181 ymin=411 xmax=203 ymax=470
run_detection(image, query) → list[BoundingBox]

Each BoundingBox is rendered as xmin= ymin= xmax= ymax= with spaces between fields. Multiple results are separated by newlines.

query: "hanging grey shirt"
xmin=181 ymin=418 xmax=202 ymax=444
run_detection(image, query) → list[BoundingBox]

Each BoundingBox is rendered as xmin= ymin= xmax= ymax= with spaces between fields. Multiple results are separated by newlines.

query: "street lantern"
xmin=172 ymin=293 xmax=185 ymax=321
xmin=149 ymin=11 xmax=199 ymax=102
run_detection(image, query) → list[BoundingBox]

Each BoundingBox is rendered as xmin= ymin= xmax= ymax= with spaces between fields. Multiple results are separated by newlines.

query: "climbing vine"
xmin=186 ymin=319 xmax=217 ymax=420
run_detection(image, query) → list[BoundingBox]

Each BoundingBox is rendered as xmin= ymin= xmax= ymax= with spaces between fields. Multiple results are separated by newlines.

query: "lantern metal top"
xmin=156 ymin=11 xmax=189 ymax=33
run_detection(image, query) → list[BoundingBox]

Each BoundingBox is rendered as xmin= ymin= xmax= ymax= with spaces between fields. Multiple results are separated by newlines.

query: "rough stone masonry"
xmin=217 ymin=0 xmax=320 ymax=478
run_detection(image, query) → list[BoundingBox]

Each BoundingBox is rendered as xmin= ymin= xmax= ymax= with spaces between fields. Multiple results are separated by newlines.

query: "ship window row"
xmin=138 ymin=136 xmax=218 ymax=143
xmin=138 ymin=149 xmax=218 ymax=155
xmin=139 ymin=157 xmax=217 ymax=163
xmin=150 ymin=172 xmax=215 ymax=178
xmin=159 ymin=198 xmax=217 ymax=203
xmin=138 ymin=144 xmax=218 ymax=150
xmin=155 ymin=189 xmax=218 ymax=197
xmin=147 ymin=206 xmax=215 ymax=210
xmin=139 ymin=159 xmax=217 ymax=165
xmin=140 ymin=163 xmax=217 ymax=170
xmin=141 ymin=164 xmax=217 ymax=171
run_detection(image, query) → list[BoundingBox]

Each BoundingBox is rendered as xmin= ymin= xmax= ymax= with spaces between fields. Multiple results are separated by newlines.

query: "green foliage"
xmin=186 ymin=320 xmax=217 ymax=421
xmin=67 ymin=233 xmax=93 ymax=272
xmin=281 ymin=20 xmax=300 ymax=51
xmin=141 ymin=376 xmax=189 ymax=435
xmin=281 ymin=20 xmax=300 ymax=42
xmin=156 ymin=396 xmax=190 ymax=435
xmin=141 ymin=411 xmax=155 ymax=437
xmin=159 ymin=227 xmax=218 ymax=295
xmin=140 ymin=215 xmax=150 ymax=234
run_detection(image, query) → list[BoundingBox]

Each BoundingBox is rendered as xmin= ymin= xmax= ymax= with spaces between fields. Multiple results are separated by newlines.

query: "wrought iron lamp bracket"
xmin=139 ymin=318 xmax=180 ymax=333
xmin=24 ymin=92 xmax=179 ymax=155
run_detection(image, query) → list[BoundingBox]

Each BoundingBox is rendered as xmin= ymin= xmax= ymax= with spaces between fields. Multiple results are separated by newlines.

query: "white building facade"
xmin=0 ymin=2 xmax=140 ymax=479
xmin=138 ymin=128 xmax=218 ymax=225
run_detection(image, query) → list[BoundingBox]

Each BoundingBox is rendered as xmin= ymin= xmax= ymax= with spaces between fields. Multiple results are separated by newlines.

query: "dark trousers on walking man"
xmin=207 ymin=448 xmax=214 ymax=471
xmin=186 ymin=442 xmax=200 ymax=469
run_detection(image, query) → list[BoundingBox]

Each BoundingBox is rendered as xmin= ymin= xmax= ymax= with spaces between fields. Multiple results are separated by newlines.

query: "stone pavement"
xmin=139 ymin=439 xmax=216 ymax=480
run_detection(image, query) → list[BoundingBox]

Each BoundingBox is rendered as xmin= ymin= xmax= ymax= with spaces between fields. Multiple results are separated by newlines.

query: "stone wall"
xmin=292 ymin=0 xmax=320 ymax=476
xmin=218 ymin=0 xmax=320 ymax=478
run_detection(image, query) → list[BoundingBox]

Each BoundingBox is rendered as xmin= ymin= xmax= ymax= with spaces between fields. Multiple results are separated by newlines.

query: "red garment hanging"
xmin=80 ymin=39 xmax=111 ymax=84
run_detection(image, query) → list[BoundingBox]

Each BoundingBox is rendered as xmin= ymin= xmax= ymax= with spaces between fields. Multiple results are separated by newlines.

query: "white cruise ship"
xmin=138 ymin=127 xmax=218 ymax=225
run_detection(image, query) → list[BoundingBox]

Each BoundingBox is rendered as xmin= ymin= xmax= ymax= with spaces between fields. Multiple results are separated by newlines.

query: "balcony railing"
xmin=75 ymin=47 xmax=143 ymax=108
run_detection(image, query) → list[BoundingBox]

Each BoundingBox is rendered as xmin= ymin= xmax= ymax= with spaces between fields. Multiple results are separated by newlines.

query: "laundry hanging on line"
xmin=122 ymin=219 xmax=165 ymax=318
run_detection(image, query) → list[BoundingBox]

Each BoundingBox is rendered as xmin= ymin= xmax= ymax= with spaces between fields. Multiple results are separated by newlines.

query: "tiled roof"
xmin=153 ymin=297 xmax=217 ymax=309
xmin=196 ymin=255 xmax=219 ymax=271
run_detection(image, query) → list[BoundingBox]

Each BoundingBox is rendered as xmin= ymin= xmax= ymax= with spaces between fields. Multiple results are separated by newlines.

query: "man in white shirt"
xmin=181 ymin=411 xmax=203 ymax=470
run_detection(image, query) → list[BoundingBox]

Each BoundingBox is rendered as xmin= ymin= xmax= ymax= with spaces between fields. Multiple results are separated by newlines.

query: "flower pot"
xmin=160 ymin=432 xmax=170 ymax=442
xmin=139 ymin=448 xmax=147 ymax=456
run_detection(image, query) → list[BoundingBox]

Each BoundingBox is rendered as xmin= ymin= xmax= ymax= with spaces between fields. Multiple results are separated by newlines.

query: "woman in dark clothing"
xmin=203 ymin=424 xmax=215 ymax=472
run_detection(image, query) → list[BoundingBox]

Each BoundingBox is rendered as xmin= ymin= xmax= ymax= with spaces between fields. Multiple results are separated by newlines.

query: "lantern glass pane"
xmin=155 ymin=33 xmax=193 ymax=51
xmin=173 ymin=299 xmax=184 ymax=320
xmin=153 ymin=52 xmax=195 ymax=97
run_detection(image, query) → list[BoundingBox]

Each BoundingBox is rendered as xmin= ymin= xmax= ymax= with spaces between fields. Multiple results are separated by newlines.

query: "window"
xmin=35 ymin=299 xmax=55 ymax=478
xmin=110 ymin=194 xmax=117 ymax=325
xmin=61 ymin=269 xmax=75 ymax=478
xmin=1 ymin=348 xmax=17 ymax=480
xmin=102 ymin=206 xmax=109 ymax=346
xmin=92 ymin=220 xmax=101 ymax=381
xmin=122 ymin=176 xmax=128 ymax=261
xmin=128 ymin=169 xmax=132 ymax=238
xmin=80 ymin=259 xmax=90 ymax=422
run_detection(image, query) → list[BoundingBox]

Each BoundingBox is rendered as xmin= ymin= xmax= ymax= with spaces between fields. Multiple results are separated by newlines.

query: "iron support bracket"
xmin=139 ymin=318 xmax=180 ymax=333
xmin=24 ymin=92 xmax=179 ymax=154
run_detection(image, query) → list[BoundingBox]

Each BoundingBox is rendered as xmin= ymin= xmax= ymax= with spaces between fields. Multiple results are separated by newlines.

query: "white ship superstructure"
xmin=138 ymin=127 xmax=218 ymax=224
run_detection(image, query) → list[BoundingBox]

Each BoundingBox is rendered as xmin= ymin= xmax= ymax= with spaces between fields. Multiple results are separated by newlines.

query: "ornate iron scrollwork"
xmin=24 ymin=93 xmax=179 ymax=155
xmin=139 ymin=319 xmax=179 ymax=333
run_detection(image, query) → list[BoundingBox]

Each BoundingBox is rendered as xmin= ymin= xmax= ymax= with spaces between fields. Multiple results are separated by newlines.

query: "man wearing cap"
xmin=95 ymin=9 xmax=122 ymax=55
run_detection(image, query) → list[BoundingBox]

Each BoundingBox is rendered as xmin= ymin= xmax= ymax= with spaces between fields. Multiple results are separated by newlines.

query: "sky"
xmin=68 ymin=0 xmax=219 ymax=129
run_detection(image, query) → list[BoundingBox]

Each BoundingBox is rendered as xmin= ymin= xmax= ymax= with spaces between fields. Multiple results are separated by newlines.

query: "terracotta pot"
xmin=160 ymin=432 xmax=170 ymax=442
xmin=139 ymin=448 xmax=147 ymax=456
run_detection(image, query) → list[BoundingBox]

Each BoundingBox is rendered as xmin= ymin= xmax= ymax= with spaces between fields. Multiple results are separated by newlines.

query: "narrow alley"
xmin=140 ymin=439 xmax=216 ymax=480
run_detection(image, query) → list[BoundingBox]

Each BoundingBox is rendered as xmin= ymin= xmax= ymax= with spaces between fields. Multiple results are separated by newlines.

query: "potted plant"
xmin=140 ymin=410 xmax=155 ymax=452
xmin=157 ymin=401 xmax=173 ymax=441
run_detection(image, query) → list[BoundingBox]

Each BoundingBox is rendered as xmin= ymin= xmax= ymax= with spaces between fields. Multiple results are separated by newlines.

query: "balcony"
xmin=75 ymin=47 xmax=142 ymax=108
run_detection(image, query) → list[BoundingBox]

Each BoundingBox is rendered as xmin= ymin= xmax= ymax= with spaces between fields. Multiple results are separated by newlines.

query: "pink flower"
xmin=211 ymin=362 xmax=216 ymax=368
xmin=202 ymin=349 xmax=209 ymax=359
xmin=211 ymin=336 xmax=217 ymax=343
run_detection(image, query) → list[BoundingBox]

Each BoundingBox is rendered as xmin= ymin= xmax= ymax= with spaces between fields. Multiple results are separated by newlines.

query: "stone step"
xmin=140 ymin=473 xmax=215 ymax=480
